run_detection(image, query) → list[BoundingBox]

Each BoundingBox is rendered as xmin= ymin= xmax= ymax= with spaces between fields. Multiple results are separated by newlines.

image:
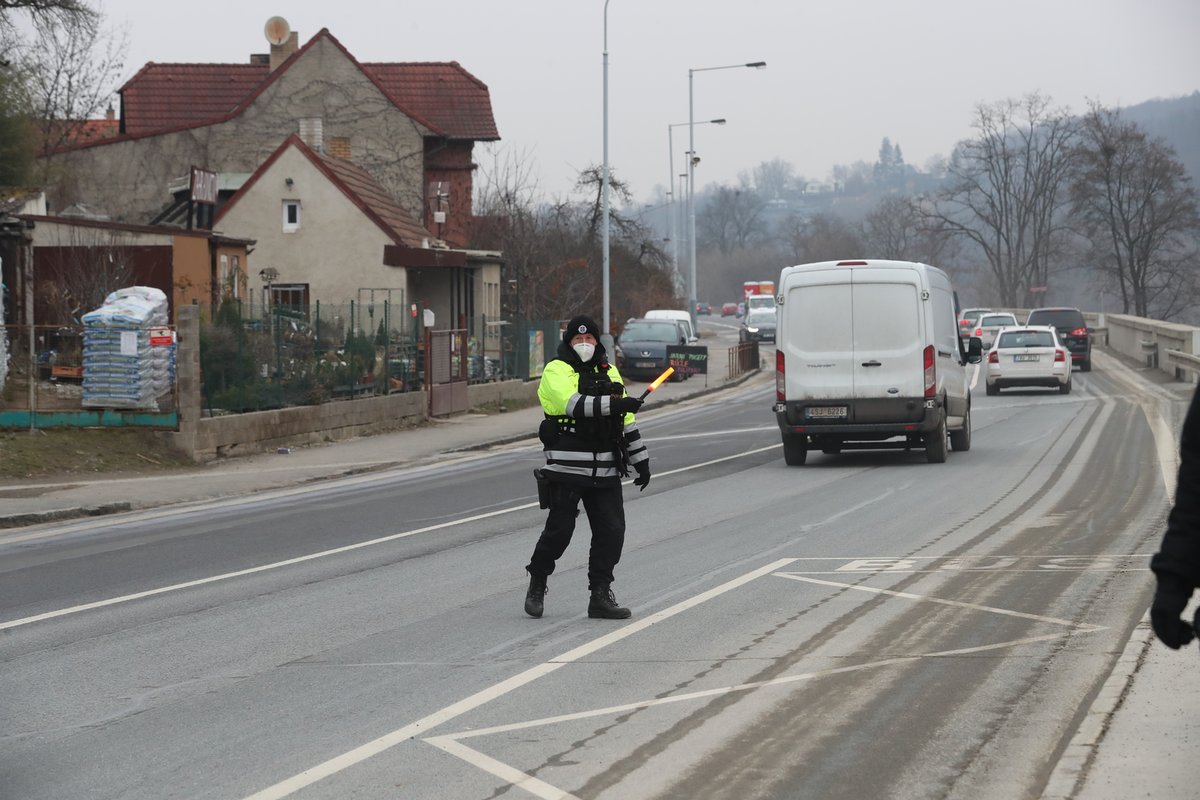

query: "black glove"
xmin=611 ymin=395 xmax=643 ymax=415
xmin=1150 ymin=586 xmax=1195 ymax=649
xmin=633 ymin=460 xmax=651 ymax=491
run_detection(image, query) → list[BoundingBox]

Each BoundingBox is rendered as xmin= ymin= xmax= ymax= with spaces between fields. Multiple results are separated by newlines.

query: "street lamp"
xmin=600 ymin=0 xmax=613 ymax=353
xmin=669 ymin=118 xmax=724 ymax=292
xmin=688 ymin=61 xmax=765 ymax=328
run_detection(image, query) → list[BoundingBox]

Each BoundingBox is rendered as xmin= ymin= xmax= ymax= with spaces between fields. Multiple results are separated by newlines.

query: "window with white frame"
xmin=231 ymin=255 xmax=241 ymax=298
xmin=283 ymin=200 xmax=301 ymax=232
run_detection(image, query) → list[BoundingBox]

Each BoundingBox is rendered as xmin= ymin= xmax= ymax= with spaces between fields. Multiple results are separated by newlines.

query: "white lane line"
xmin=239 ymin=558 xmax=797 ymax=800
xmin=775 ymin=574 xmax=1106 ymax=631
xmin=1 ymin=444 xmax=784 ymax=631
xmin=429 ymin=631 xmax=1078 ymax=747
xmin=423 ymin=737 xmax=580 ymax=800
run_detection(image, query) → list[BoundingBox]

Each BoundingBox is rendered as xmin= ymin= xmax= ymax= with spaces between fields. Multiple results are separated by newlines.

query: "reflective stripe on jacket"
xmin=538 ymin=357 xmax=649 ymax=486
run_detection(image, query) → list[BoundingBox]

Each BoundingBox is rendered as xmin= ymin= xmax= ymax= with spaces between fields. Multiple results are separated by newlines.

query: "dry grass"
xmin=0 ymin=428 xmax=194 ymax=480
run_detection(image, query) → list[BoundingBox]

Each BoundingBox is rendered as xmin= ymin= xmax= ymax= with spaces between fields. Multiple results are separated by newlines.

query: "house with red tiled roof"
xmin=39 ymin=23 xmax=503 ymax=356
xmin=213 ymin=135 xmax=500 ymax=348
xmin=42 ymin=26 xmax=498 ymax=252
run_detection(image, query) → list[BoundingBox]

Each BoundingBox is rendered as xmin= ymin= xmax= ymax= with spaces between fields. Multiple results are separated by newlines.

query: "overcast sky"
xmin=101 ymin=0 xmax=1199 ymax=204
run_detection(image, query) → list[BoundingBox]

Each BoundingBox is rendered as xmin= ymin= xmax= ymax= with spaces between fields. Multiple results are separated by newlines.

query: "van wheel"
xmin=949 ymin=405 xmax=971 ymax=452
xmin=925 ymin=412 xmax=948 ymax=463
xmin=782 ymin=434 xmax=808 ymax=466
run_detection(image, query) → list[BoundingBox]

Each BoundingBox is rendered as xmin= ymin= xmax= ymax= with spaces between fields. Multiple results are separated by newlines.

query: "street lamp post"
xmin=600 ymin=1 xmax=615 ymax=353
xmin=669 ymin=118 xmax=724 ymax=296
xmin=687 ymin=61 xmax=765 ymax=330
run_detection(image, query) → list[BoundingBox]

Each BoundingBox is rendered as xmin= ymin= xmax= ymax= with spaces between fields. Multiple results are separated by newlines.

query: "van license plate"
xmin=635 ymin=361 xmax=656 ymax=368
xmin=1013 ymin=354 xmax=1040 ymax=362
xmin=806 ymin=406 xmax=847 ymax=419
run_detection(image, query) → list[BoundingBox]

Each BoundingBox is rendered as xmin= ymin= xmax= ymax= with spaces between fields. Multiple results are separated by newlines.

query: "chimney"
xmin=270 ymin=31 xmax=299 ymax=71
xmin=105 ymin=104 xmax=115 ymax=121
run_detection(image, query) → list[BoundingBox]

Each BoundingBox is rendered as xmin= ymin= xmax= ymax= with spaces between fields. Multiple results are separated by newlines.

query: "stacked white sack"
xmin=81 ymin=286 xmax=173 ymax=409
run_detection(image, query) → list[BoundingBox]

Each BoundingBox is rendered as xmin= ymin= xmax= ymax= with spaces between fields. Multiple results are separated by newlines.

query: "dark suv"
xmin=1026 ymin=307 xmax=1092 ymax=371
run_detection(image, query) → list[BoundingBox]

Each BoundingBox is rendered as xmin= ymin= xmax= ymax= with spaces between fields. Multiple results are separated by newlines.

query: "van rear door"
xmin=782 ymin=269 xmax=853 ymax=401
xmin=850 ymin=268 xmax=924 ymax=420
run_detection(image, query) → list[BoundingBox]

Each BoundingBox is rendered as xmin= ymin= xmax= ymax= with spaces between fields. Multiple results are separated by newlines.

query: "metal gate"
xmin=426 ymin=328 xmax=468 ymax=416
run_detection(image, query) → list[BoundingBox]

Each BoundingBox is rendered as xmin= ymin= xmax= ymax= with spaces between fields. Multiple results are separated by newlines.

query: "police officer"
xmin=1150 ymin=387 xmax=1200 ymax=649
xmin=524 ymin=314 xmax=651 ymax=620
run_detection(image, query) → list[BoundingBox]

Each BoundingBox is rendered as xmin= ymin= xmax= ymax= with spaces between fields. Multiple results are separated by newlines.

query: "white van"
xmin=745 ymin=293 xmax=775 ymax=313
xmin=772 ymin=259 xmax=982 ymax=465
xmin=644 ymin=309 xmax=697 ymax=343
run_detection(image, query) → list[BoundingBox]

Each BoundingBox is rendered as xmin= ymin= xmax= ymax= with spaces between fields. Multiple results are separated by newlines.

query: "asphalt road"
xmin=0 ymin=337 xmax=1180 ymax=800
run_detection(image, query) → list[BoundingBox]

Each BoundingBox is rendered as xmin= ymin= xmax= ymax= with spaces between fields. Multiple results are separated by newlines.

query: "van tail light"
xmin=923 ymin=345 xmax=936 ymax=398
xmin=1055 ymin=349 xmax=1066 ymax=362
xmin=776 ymin=349 xmax=785 ymax=401
xmin=988 ymin=351 xmax=998 ymax=364
xmin=1071 ymin=327 xmax=1088 ymax=337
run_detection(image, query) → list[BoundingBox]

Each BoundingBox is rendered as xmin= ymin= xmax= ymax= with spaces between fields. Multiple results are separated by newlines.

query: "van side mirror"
xmin=966 ymin=336 xmax=983 ymax=364
xmin=688 ymin=335 xmax=698 ymax=344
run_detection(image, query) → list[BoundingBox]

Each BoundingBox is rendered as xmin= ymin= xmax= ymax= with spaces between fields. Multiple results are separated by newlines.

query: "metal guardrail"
xmin=728 ymin=341 xmax=759 ymax=379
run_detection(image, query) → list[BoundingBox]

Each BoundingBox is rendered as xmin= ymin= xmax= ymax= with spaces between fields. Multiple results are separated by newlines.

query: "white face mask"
xmin=572 ymin=342 xmax=596 ymax=362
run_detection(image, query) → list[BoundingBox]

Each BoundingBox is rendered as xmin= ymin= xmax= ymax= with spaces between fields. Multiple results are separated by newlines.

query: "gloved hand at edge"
xmin=1150 ymin=578 xmax=1195 ymax=649
xmin=633 ymin=460 xmax=651 ymax=491
xmin=611 ymin=395 xmax=643 ymax=415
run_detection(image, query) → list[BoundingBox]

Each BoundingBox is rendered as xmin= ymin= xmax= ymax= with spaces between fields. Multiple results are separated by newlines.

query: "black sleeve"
xmin=1151 ymin=388 xmax=1200 ymax=593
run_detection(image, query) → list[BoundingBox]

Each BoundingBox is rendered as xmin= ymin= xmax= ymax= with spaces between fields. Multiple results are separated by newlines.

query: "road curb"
xmin=0 ymin=501 xmax=134 ymax=529
xmin=1041 ymin=615 xmax=1156 ymax=799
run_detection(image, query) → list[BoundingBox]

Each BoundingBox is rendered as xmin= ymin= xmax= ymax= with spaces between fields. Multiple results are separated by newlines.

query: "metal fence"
xmin=0 ymin=307 xmax=567 ymax=426
xmin=0 ymin=322 xmax=178 ymax=425
xmin=728 ymin=341 xmax=759 ymax=379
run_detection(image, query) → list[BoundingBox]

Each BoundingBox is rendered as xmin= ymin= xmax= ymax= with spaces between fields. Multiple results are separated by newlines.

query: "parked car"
xmin=696 ymin=302 xmax=712 ymax=316
xmin=972 ymin=312 xmax=1018 ymax=350
xmin=1025 ymin=307 xmax=1092 ymax=371
xmin=721 ymin=302 xmax=739 ymax=317
xmin=959 ymin=308 xmax=992 ymax=338
xmin=644 ymin=309 xmax=697 ymax=343
xmin=736 ymin=302 xmax=745 ymax=317
xmin=985 ymin=326 xmax=1071 ymax=395
xmin=739 ymin=309 xmax=776 ymax=343
xmin=615 ymin=318 xmax=689 ymax=381
xmin=773 ymin=259 xmax=983 ymax=465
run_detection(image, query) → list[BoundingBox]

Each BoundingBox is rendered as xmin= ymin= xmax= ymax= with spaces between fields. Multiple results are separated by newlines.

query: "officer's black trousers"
xmin=527 ymin=481 xmax=625 ymax=589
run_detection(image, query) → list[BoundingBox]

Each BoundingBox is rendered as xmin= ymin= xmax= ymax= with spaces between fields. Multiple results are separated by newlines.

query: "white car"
xmin=972 ymin=312 xmax=1018 ymax=350
xmin=985 ymin=326 xmax=1071 ymax=395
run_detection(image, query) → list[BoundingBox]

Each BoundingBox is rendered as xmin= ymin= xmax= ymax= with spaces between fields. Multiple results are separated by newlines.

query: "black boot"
xmin=588 ymin=585 xmax=631 ymax=619
xmin=525 ymin=573 xmax=548 ymax=618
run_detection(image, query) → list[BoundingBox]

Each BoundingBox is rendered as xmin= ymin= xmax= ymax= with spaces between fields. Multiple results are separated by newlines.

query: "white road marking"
xmin=422 ymin=570 xmax=1104 ymax=798
xmin=239 ymin=558 xmax=797 ymax=800
xmin=1 ymin=445 xmax=784 ymax=631
xmin=775 ymin=574 xmax=1105 ymax=630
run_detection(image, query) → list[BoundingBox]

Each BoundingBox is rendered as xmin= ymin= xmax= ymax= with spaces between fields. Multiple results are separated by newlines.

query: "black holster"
xmin=534 ymin=468 xmax=552 ymax=509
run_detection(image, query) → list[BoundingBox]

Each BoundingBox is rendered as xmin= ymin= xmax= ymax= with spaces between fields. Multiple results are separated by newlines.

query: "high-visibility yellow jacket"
xmin=538 ymin=348 xmax=649 ymax=487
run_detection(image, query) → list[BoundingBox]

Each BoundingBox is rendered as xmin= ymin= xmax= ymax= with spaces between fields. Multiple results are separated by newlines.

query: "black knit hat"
xmin=563 ymin=314 xmax=601 ymax=345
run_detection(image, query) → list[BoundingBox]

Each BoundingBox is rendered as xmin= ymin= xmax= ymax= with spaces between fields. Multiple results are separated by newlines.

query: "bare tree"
xmin=15 ymin=6 xmax=126 ymax=182
xmin=475 ymin=149 xmax=675 ymax=326
xmin=1071 ymin=103 xmax=1200 ymax=318
xmin=751 ymin=158 xmax=795 ymax=201
xmin=923 ymin=94 xmax=1079 ymax=306
xmin=780 ymin=213 xmax=865 ymax=264
xmin=0 ymin=0 xmax=93 ymax=36
xmin=697 ymin=179 xmax=767 ymax=255
xmin=41 ymin=225 xmax=136 ymax=324
xmin=862 ymin=194 xmax=960 ymax=267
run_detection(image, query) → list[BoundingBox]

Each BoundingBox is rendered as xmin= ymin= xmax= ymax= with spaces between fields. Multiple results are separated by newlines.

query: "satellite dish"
xmin=264 ymin=16 xmax=291 ymax=46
